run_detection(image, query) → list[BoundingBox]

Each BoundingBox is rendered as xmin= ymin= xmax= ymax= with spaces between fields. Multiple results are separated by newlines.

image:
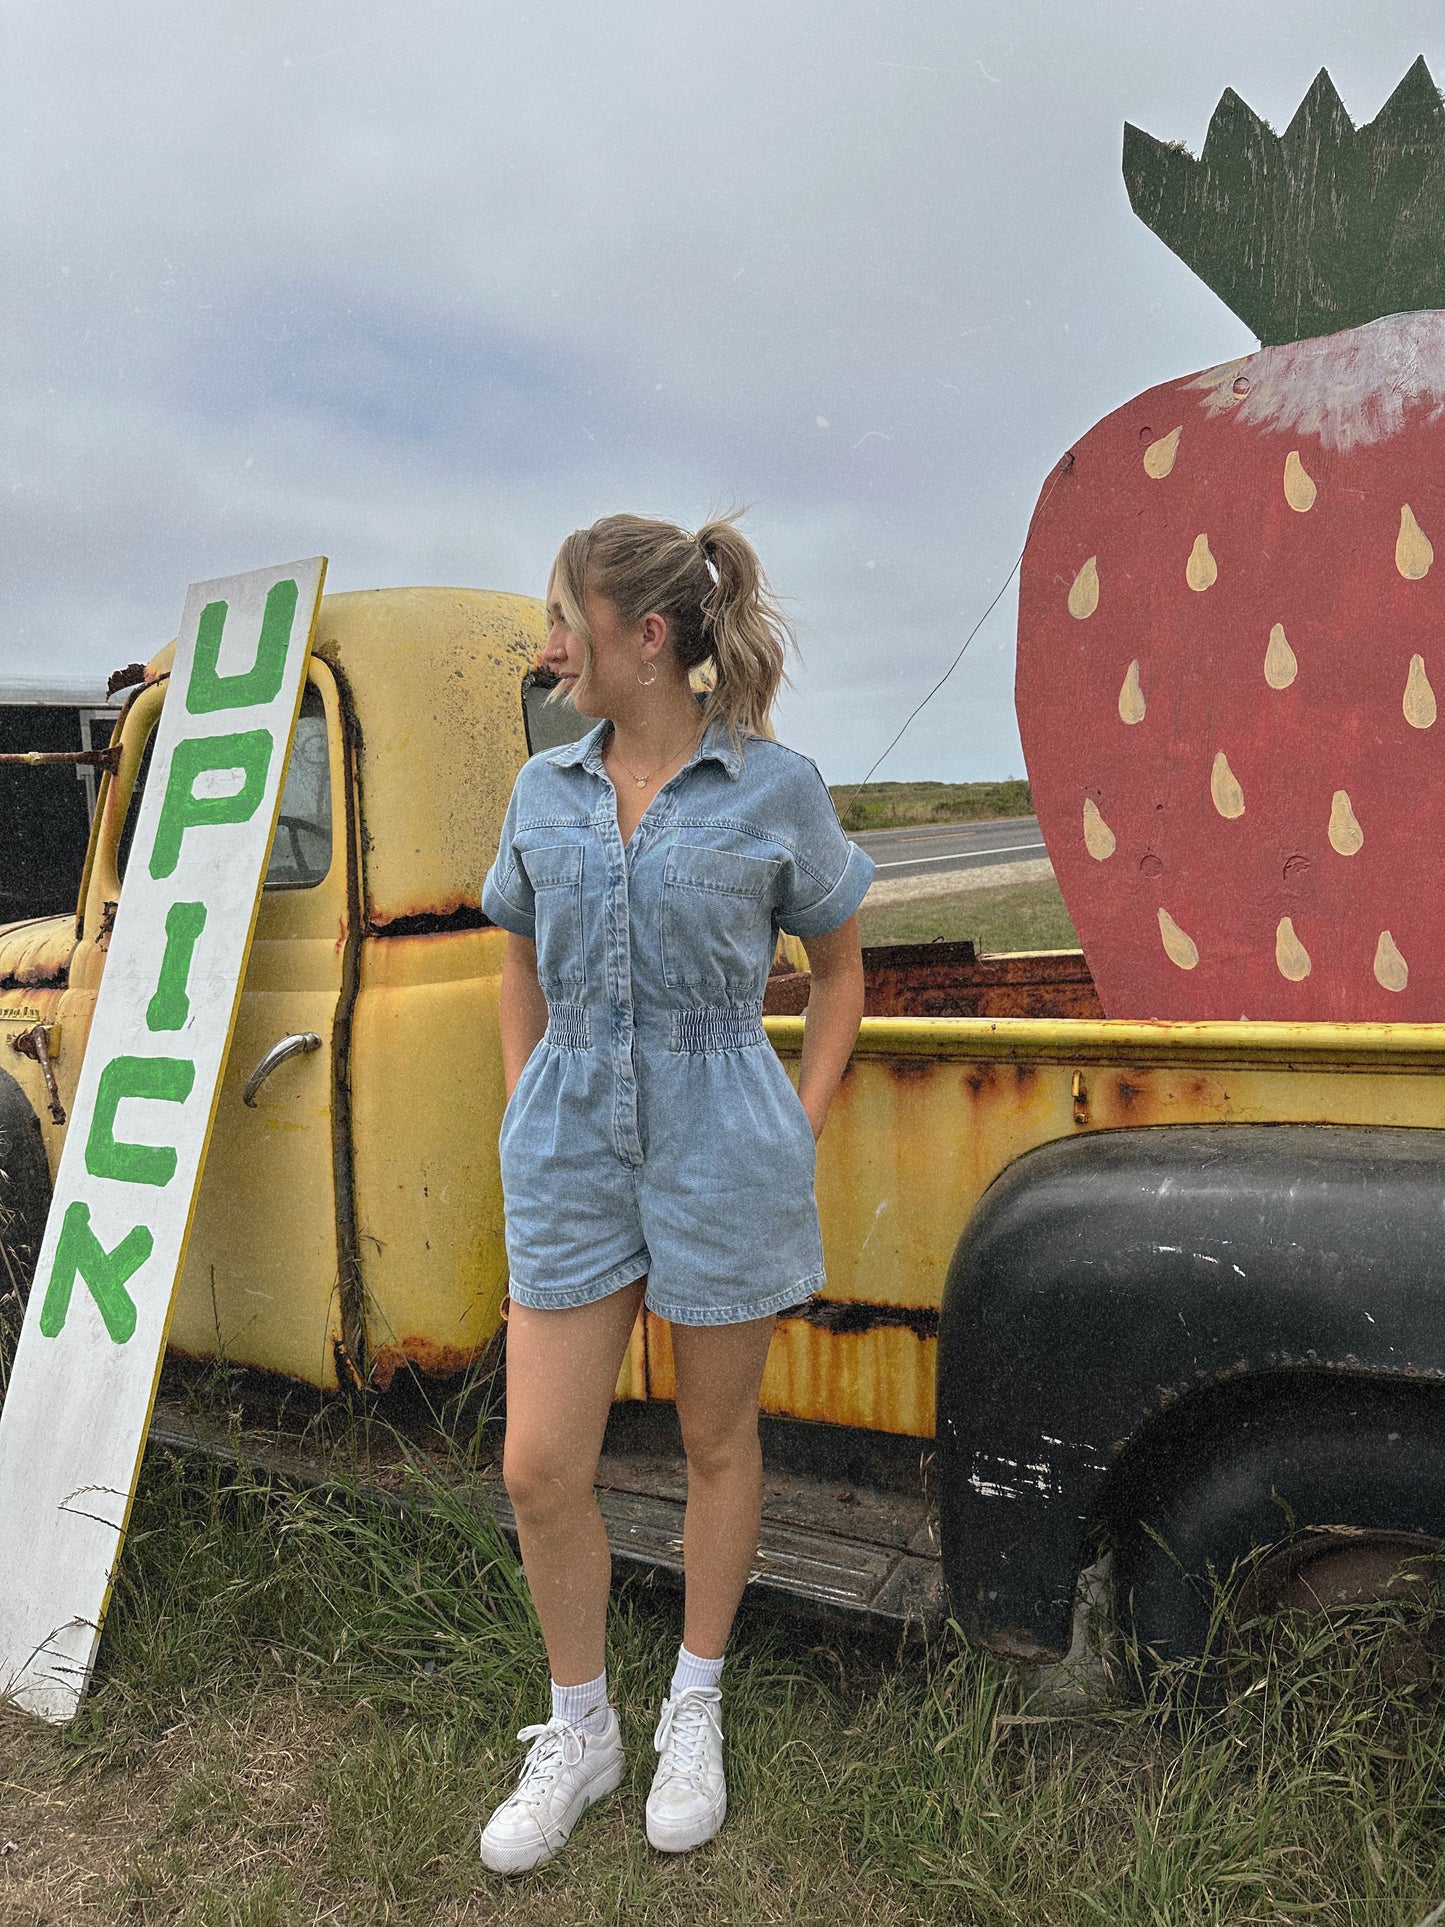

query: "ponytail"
xmin=549 ymin=509 xmax=792 ymax=742
xmin=694 ymin=515 xmax=790 ymax=741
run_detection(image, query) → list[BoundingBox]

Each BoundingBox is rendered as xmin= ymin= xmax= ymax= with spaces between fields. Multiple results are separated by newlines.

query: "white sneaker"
xmin=479 ymin=1710 xmax=625 ymax=1873
xmin=645 ymin=1686 xmax=727 ymax=1852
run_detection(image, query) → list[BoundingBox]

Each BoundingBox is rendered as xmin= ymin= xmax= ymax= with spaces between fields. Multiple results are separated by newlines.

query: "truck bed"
xmin=765 ymin=939 xmax=1102 ymax=1021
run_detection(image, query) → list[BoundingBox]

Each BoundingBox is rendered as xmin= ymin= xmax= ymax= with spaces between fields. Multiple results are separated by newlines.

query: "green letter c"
xmin=85 ymin=1055 xmax=196 ymax=1188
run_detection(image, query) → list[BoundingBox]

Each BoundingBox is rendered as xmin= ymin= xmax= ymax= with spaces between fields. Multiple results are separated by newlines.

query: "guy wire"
xmin=836 ymin=453 xmax=1072 ymax=830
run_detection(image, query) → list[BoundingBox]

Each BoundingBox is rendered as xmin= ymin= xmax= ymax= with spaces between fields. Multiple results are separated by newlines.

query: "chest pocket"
xmin=661 ymin=843 xmax=781 ymax=997
xmin=522 ymin=841 xmax=587 ymax=996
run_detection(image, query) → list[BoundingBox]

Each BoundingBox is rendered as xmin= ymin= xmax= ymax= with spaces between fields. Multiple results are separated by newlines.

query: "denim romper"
xmin=481 ymin=721 xmax=874 ymax=1325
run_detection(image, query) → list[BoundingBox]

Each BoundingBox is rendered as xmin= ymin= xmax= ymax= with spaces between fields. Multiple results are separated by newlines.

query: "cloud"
xmin=3 ymin=0 xmax=1439 ymax=774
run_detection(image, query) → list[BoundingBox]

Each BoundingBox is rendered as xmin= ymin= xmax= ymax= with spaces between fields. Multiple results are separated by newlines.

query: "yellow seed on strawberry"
xmin=1082 ymin=797 xmax=1116 ymax=860
xmin=1283 ymin=450 xmax=1317 ymax=512
xmin=1404 ymin=654 xmax=1437 ymax=728
xmin=1118 ymin=660 xmax=1146 ymax=724
xmin=1327 ymin=790 xmax=1363 ymax=855
xmin=1068 ymin=556 xmax=1099 ymax=618
xmin=1374 ymin=931 xmax=1409 ymax=992
xmin=1143 ymin=427 xmax=1182 ymax=478
xmin=1157 ymin=908 xmax=1199 ymax=970
xmin=1397 ymin=505 xmax=1434 ymax=580
xmin=1210 ymin=751 xmax=1245 ymax=818
xmin=1186 ymin=533 xmax=1217 ymax=590
xmin=1276 ymin=917 xmax=1311 ymax=981
xmin=1264 ymin=623 xmax=1298 ymax=689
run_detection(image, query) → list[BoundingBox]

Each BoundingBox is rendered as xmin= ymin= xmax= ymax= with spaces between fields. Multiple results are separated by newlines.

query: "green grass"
xmin=859 ymin=877 xmax=1078 ymax=954
xmin=5 ymin=1449 xmax=1445 ymax=1924
xmin=830 ymin=780 xmax=1033 ymax=832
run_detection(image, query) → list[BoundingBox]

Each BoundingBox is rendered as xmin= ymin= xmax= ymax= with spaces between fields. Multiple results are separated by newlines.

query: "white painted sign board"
xmin=0 ymin=557 xmax=326 ymax=1722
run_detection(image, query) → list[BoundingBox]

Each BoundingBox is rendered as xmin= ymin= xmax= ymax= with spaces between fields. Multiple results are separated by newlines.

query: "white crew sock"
xmin=669 ymin=1643 xmax=725 ymax=1700
xmin=551 ymin=1669 xmax=610 ymax=1738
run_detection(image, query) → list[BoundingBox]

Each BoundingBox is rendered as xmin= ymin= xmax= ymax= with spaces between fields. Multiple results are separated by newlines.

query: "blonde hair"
xmin=549 ymin=511 xmax=791 ymax=740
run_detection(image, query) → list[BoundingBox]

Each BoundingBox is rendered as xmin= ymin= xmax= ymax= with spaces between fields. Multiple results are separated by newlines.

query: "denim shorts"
xmin=499 ymin=1008 xmax=825 ymax=1324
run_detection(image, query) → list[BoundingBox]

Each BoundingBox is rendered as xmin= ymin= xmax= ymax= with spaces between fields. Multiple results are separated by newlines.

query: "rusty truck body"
xmin=4 ymin=586 xmax=1445 ymax=1662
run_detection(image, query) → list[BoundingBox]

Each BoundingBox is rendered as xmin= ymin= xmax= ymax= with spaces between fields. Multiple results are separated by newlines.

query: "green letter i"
xmin=146 ymin=901 xmax=208 ymax=1032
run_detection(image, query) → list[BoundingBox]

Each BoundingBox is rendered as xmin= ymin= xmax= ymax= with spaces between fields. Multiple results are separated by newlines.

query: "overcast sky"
xmin=4 ymin=3 xmax=1442 ymax=780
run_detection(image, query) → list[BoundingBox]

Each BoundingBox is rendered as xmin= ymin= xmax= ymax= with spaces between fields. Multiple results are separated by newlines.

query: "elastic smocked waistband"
xmin=542 ymin=1001 xmax=768 ymax=1054
xmin=544 ymin=1004 xmax=592 ymax=1050
xmin=668 ymin=1003 xmax=767 ymax=1053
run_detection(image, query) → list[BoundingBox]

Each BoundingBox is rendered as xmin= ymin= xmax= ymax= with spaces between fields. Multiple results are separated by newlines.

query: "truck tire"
xmin=0 ymin=1066 xmax=51 ymax=1387
xmin=1116 ymin=1382 xmax=1445 ymax=1672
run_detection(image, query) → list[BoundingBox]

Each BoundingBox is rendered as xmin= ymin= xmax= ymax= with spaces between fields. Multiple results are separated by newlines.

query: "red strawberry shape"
xmin=1017 ymin=62 xmax=1445 ymax=1021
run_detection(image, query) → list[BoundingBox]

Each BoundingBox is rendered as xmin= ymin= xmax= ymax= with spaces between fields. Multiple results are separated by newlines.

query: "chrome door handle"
xmin=243 ymin=1031 xmax=322 ymax=1107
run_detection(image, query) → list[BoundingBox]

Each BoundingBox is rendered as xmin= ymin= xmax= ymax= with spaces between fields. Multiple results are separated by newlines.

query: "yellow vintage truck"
xmin=4 ymin=586 xmax=1445 ymax=1669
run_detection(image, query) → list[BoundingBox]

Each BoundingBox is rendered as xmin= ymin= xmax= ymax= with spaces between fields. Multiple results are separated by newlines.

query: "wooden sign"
xmin=0 ymin=557 xmax=325 ymax=1721
xmin=1018 ymin=63 xmax=1445 ymax=1021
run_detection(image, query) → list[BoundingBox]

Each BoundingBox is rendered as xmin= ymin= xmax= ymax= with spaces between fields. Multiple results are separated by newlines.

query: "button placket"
xmin=594 ymin=790 xmax=644 ymax=1168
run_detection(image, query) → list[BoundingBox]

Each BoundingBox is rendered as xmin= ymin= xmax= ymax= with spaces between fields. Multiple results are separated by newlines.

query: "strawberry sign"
xmin=0 ymin=559 xmax=324 ymax=1721
xmin=1017 ymin=62 xmax=1445 ymax=1021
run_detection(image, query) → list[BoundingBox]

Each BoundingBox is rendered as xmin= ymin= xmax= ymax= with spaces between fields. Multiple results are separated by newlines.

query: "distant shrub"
xmin=829 ymin=779 xmax=1033 ymax=831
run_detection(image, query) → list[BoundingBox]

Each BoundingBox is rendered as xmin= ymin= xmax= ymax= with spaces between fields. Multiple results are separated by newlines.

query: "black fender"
xmin=0 ymin=1063 xmax=52 ymax=1359
xmin=936 ymin=1124 xmax=1445 ymax=1661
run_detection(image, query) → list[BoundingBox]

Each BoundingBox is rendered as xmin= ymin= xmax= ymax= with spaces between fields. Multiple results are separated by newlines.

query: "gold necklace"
xmin=608 ymin=729 xmax=699 ymax=791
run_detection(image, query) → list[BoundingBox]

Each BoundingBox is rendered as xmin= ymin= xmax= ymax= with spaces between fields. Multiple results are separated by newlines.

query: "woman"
xmin=478 ymin=512 xmax=871 ymax=1872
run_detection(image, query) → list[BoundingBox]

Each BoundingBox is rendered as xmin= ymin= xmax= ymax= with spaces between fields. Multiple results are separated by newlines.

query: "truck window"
xmin=116 ymin=683 xmax=333 ymax=890
xmin=0 ymin=686 xmax=121 ymax=923
xmin=522 ymin=669 xmax=595 ymax=755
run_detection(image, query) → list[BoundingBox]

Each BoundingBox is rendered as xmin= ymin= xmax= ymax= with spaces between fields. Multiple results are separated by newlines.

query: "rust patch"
xmin=0 ymin=916 xmax=76 ymax=991
xmin=1013 ymin=1062 xmax=1038 ymax=1091
xmin=107 ymin=661 xmax=147 ymax=695
xmin=886 ymin=1056 xmax=938 ymax=1084
xmin=764 ymin=946 xmax=1103 ymax=1020
xmin=369 ymin=1344 xmax=407 ymax=1391
xmin=778 ymin=1299 xmax=940 ymax=1340
xmin=762 ymin=971 xmax=810 ymax=1016
xmin=1115 ymin=1078 xmax=1145 ymax=1109
xmin=761 ymin=1315 xmax=934 ymax=1434
xmin=369 ymin=902 xmax=492 ymax=940
xmin=370 ymin=1335 xmax=493 ymax=1389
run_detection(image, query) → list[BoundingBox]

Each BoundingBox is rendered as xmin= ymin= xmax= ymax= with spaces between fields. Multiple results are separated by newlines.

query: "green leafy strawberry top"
xmin=1124 ymin=57 xmax=1445 ymax=346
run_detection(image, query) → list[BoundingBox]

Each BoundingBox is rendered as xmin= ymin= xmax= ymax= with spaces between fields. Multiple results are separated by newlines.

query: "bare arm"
xmin=500 ymin=934 xmax=549 ymax=1098
xmin=796 ymin=914 xmax=866 ymax=1140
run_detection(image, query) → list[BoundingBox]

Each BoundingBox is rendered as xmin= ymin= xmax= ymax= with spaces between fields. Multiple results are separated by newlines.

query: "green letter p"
xmin=149 ymin=730 xmax=273 ymax=879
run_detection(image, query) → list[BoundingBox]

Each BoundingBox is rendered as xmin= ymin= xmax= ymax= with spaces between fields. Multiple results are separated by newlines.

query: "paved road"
xmin=853 ymin=816 xmax=1048 ymax=883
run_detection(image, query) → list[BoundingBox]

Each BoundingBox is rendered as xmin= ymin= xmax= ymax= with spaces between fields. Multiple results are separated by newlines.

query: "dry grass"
xmin=4 ymin=1451 xmax=1445 ymax=1924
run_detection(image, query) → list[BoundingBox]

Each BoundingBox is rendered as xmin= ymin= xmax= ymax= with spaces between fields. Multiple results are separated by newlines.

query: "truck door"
xmin=86 ymin=664 xmax=355 ymax=1388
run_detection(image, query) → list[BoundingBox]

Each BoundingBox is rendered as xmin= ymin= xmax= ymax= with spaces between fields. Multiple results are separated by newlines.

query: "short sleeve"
xmin=482 ymin=781 xmax=537 ymax=938
xmin=774 ymin=760 xmax=875 ymax=937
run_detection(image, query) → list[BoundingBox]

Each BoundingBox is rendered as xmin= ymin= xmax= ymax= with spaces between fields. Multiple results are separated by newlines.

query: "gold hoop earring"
xmin=637 ymin=662 xmax=658 ymax=687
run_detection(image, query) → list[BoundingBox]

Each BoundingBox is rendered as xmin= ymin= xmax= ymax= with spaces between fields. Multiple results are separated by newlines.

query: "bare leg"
xmin=503 ymin=1278 xmax=647 ymax=1686
xmin=669 ymin=1315 xmax=778 ymax=1659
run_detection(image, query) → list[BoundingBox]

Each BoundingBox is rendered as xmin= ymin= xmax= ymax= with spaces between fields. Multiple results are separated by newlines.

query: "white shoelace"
xmin=652 ymin=1689 xmax=722 ymax=1789
xmin=506 ymin=1718 xmax=586 ymax=1814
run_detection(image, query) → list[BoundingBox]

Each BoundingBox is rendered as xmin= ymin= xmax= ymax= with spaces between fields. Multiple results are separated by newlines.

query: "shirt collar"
xmin=548 ymin=721 xmax=608 ymax=770
xmin=551 ymin=719 xmax=744 ymax=781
